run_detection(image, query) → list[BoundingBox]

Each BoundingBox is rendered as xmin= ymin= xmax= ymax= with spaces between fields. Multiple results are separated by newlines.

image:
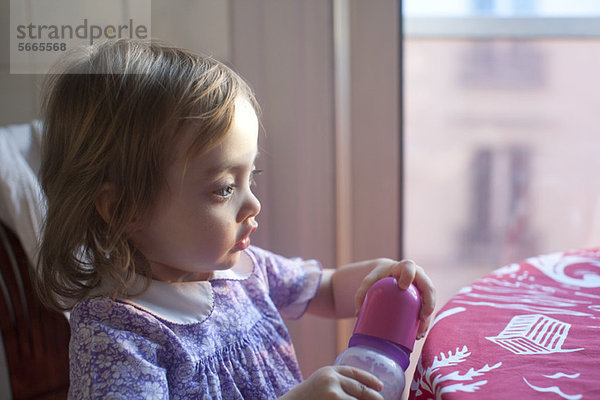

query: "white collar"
xmin=120 ymin=250 xmax=254 ymax=325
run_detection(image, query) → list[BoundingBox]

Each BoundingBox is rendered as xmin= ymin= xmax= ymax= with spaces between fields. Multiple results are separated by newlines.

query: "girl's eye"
xmin=215 ymin=185 xmax=236 ymax=199
xmin=213 ymin=169 xmax=262 ymax=200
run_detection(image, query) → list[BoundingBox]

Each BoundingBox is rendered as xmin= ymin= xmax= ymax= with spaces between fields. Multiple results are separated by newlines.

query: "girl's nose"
xmin=238 ymin=190 xmax=261 ymax=223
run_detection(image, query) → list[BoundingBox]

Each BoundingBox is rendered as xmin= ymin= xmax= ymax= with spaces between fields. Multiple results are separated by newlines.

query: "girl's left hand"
xmin=354 ymin=259 xmax=436 ymax=339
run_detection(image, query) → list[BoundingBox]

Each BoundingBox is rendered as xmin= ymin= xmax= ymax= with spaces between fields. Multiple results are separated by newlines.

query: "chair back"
xmin=0 ymin=222 xmax=70 ymax=399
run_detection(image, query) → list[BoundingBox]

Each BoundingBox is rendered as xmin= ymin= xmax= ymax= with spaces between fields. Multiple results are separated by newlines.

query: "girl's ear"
xmin=95 ymin=183 xmax=141 ymax=232
xmin=95 ymin=183 xmax=119 ymax=224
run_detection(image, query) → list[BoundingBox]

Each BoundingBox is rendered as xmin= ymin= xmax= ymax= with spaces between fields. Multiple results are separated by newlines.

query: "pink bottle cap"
xmin=353 ymin=277 xmax=421 ymax=351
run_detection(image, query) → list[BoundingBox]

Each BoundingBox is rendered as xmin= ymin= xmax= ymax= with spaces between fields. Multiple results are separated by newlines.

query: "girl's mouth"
xmin=233 ymin=225 xmax=258 ymax=251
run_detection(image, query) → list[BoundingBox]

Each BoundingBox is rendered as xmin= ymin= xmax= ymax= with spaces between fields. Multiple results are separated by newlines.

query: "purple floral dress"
xmin=68 ymin=246 xmax=322 ymax=399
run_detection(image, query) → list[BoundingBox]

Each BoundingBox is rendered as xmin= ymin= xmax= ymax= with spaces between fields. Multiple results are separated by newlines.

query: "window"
xmin=403 ymin=1 xmax=600 ymax=305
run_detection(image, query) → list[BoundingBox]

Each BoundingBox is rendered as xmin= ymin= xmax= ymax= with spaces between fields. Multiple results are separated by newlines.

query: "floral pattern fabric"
xmin=68 ymin=246 xmax=323 ymax=399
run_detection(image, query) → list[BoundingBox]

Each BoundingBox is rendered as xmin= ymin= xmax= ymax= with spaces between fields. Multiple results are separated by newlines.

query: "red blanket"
xmin=411 ymin=248 xmax=600 ymax=399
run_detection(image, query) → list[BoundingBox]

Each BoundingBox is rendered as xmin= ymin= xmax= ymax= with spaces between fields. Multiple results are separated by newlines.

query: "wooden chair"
xmin=0 ymin=222 xmax=70 ymax=399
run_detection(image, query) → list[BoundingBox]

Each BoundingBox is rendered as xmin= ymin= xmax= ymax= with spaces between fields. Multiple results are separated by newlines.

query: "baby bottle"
xmin=334 ymin=277 xmax=421 ymax=400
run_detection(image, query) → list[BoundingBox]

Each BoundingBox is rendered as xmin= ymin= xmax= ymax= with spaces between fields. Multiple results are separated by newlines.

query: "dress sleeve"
xmin=68 ymin=299 xmax=170 ymax=399
xmin=249 ymin=246 xmax=323 ymax=320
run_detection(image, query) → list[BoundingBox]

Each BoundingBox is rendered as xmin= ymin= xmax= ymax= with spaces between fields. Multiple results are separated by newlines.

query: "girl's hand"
xmin=354 ymin=259 xmax=436 ymax=339
xmin=280 ymin=366 xmax=383 ymax=400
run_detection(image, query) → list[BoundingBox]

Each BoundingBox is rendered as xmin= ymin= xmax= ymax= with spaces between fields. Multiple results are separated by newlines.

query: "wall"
xmin=1 ymin=0 xmax=402 ymax=382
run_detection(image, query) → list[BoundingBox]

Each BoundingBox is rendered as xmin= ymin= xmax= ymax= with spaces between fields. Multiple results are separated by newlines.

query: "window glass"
xmin=403 ymin=1 xmax=600 ymax=305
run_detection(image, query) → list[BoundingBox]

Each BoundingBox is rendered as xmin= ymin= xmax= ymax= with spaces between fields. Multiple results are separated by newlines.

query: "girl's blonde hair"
xmin=36 ymin=39 xmax=257 ymax=311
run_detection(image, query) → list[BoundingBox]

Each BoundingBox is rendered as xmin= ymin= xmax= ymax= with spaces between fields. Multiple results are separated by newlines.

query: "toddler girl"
xmin=36 ymin=39 xmax=435 ymax=400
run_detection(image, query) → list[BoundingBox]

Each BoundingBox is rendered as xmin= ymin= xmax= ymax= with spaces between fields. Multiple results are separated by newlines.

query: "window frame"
xmin=404 ymin=16 xmax=600 ymax=38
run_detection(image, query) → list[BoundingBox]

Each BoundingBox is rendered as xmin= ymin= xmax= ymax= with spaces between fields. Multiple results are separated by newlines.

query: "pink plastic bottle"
xmin=334 ymin=277 xmax=421 ymax=400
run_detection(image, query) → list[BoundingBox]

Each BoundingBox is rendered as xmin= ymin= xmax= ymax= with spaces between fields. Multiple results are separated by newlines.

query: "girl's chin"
xmin=213 ymin=253 xmax=241 ymax=270
xmin=150 ymin=251 xmax=244 ymax=282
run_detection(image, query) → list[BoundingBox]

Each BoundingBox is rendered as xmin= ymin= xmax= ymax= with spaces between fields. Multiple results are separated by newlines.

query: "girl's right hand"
xmin=280 ymin=365 xmax=384 ymax=400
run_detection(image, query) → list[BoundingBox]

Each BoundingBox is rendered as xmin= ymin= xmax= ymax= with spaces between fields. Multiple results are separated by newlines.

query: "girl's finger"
xmin=337 ymin=366 xmax=384 ymax=400
xmin=417 ymin=314 xmax=433 ymax=339
xmin=390 ymin=259 xmax=417 ymax=290
xmin=412 ymin=265 xmax=436 ymax=320
xmin=410 ymin=265 xmax=436 ymax=338
xmin=354 ymin=268 xmax=384 ymax=314
xmin=389 ymin=260 xmax=436 ymax=339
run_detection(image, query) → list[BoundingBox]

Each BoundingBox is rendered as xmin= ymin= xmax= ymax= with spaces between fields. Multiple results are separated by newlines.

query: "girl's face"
xmin=129 ymin=96 xmax=261 ymax=282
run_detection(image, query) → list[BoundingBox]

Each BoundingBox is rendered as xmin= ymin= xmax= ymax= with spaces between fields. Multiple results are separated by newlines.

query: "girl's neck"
xmin=152 ymin=267 xmax=214 ymax=283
